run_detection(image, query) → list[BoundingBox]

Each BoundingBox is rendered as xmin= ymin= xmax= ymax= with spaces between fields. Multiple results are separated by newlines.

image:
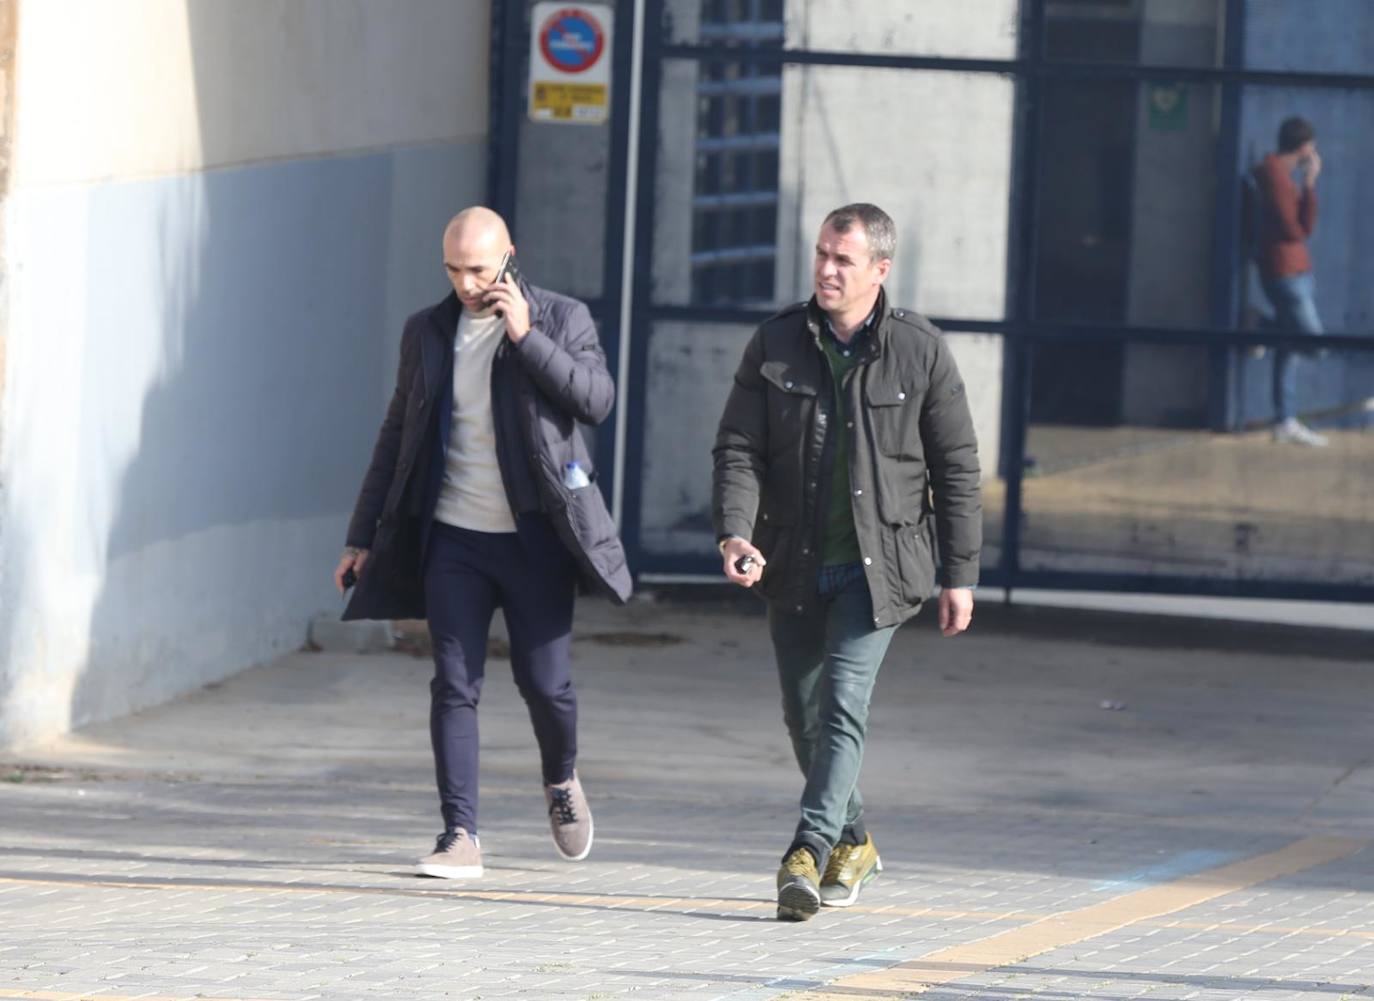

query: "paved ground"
xmin=981 ymin=424 xmax=1374 ymax=584
xmin=1 ymin=594 xmax=1372 ymax=1001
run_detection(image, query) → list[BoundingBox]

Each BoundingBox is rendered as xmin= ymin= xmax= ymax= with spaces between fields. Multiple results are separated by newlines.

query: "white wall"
xmin=787 ymin=0 xmax=1018 ymax=57
xmin=12 ymin=0 xmax=486 ymax=186
xmin=0 ymin=0 xmax=490 ymax=748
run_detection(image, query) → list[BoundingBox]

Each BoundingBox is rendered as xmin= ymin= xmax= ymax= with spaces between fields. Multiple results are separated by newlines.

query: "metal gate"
xmin=491 ymin=0 xmax=1374 ymax=603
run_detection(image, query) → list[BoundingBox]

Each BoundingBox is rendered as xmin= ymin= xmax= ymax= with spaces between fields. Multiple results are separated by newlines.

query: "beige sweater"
xmin=433 ymin=311 xmax=518 ymax=533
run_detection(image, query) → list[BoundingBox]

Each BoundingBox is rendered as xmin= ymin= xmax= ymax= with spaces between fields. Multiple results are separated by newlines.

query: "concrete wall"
xmin=0 ymin=0 xmax=489 ymax=748
xmin=0 ymin=0 xmax=14 ymax=430
xmin=785 ymin=0 xmax=1017 ymax=57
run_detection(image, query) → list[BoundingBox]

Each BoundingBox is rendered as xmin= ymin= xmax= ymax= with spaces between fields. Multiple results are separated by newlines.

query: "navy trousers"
xmin=423 ymin=516 xmax=578 ymax=836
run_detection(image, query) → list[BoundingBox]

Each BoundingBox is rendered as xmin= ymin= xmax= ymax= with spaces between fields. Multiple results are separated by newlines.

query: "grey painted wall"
xmin=0 ymin=140 xmax=484 ymax=748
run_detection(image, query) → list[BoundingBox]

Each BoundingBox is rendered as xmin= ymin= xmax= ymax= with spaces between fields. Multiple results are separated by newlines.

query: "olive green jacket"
xmin=712 ymin=291 xmax=981 ymax=626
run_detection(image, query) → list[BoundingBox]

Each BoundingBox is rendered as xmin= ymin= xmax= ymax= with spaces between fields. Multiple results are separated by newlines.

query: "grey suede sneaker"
xmin=544 ymin=773 xmax=593 ymax=861
xmin=415 ymin=829 xmax=483 ymax=879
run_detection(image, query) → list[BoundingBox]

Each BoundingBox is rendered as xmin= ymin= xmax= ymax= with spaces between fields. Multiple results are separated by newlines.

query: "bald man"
xmin=335 ymin=207 xmax=631 ymax=879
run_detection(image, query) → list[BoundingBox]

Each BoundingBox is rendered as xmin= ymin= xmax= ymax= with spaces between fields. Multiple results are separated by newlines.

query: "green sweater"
xmin=819 ymin=333 xmax=862 ymax=567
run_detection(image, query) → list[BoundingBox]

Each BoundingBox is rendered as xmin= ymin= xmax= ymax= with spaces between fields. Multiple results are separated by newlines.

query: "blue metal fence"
xmin=491 ymin=0 xmax=1374 ymax=603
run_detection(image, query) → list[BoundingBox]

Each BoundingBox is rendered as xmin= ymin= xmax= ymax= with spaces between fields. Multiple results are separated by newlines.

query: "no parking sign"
xmin=529 ymin=4 xmax=613 ymax=125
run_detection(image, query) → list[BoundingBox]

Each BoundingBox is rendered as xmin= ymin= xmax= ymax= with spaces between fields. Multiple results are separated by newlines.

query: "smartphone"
xmin=488 ymin=251 xmax=521 ymax=315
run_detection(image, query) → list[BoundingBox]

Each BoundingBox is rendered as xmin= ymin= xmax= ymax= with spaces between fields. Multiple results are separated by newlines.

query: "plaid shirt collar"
xmin=822 ymin=307 xmax=877 ymax=358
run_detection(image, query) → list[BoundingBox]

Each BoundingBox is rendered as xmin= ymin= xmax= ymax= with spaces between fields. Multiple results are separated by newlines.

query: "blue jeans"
xmin=1262 ymin=272 xmax=1324 ymax=422
xmin=768 ymin=563 xmax=899 ymax=868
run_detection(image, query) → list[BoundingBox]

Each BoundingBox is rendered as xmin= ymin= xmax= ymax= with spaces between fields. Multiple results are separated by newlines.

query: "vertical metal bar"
xmin=1000 ymin=0 xmax=1038 ymax=601
xmin=618 ymin=0 xmax=664 ymax=573
xmin=485 ymin=0 xmax=506 ymax=211
xmin=608 ymin=0 xmax=646 ymax=525
xmin=486 ymin=0 xmax=527 ymax=226
xmin=1209 ymin=0 xmax=1248 ymax=430
xmin=1000 ymin=0 xmax=1047 ymax=600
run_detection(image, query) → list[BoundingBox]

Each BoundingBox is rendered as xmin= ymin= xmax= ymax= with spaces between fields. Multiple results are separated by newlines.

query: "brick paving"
xmin=0 ymin=597 xmax=1370 ymax=1000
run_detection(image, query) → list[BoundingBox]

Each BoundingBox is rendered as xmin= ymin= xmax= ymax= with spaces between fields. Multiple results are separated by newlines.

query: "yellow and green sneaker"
xmin=776 ymin=846 xmax=822 ymax=921
xmin=820 ymin=834 xmax=882 ymax=907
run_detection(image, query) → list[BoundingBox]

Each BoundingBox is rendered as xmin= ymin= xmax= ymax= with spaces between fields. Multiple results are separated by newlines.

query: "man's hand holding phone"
xmin=484 ymin=252 xmax=531 ymax=343
xmin=1301 ymin=148 xmax=1323 ymax=188
xmin=720 ymin=536 xmax=766 ymax=587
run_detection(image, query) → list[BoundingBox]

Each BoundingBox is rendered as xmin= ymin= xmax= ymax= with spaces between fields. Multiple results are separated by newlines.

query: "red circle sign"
xmin=538 ymin=7 xmax=605 ymax=75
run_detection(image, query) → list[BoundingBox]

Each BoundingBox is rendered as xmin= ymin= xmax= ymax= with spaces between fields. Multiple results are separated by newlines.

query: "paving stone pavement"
xmin=1 ymin=596 xmax=1371 ymax=1001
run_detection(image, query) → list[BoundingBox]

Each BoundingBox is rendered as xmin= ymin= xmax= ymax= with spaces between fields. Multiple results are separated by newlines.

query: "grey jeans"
xmin=767 ymin=563 xmax=899 ymax=867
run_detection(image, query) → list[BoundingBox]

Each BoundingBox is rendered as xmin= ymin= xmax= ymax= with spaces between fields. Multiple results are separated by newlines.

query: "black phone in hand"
xmin=489 ymin=251 xmax=521 ymax=315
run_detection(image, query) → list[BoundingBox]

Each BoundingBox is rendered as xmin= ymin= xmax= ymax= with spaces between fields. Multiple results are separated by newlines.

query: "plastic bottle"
xmin=563 ymin=461 xmax=591 ymax=490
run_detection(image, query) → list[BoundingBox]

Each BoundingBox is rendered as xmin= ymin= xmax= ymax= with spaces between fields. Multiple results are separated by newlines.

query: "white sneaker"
xmin=1273 ymin=418 xmax=1329 ymax=447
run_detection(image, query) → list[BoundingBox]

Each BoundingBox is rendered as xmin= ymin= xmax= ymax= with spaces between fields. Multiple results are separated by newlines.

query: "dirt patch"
xmin=391 ymin=627 xmax=510 ymax=661
xmin=581 ymin=631 xmax=684 ymax=648
xmin=389 ymin=622 xmax=683 ymax=656
xmin=1 ymin=763 xmax=102 ymax=784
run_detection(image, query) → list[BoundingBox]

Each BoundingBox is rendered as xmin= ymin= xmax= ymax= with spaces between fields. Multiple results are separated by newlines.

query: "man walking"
xmin=334 ymin=207 xmax=631 ymax=878
xmin=1253 ymin=116 xmax=1327 ymax=446
xmin=712 ymin=203 xmax=981 ymax=920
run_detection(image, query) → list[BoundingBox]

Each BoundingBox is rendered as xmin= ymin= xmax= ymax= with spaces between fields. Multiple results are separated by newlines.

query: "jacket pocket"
xmin=760 ymin=360 xmax=819 ymax=459
xmin=755 ymin=522 xmax=793 ymax=600
xmin=863 ymin=378 xmax=922 ymax=460
xmin=752 ymin=498 xmax=795 ymax=577
xmin=565 ymin=482 xmax=620 ymax=553
xmin=760 ymin=360 xmax=821 ymax=397
xmin=752 ymin=514 xmax=784 ymax=560
xmin=892 ymin=521 xmax=935 ymax=605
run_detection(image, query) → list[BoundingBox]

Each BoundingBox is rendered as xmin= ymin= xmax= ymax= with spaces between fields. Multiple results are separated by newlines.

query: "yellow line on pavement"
xmin=0 ymin=993 xmax=289 ymax=1001
xmin=800 ymin=835 xmax=1367 ymax=999
xmin=2 ymin=837 xmax=1369 ymax=942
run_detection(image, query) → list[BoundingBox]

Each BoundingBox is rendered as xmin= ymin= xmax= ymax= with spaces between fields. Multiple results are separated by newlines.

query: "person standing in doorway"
xmin=712 ymin=203 xmax=981 ymax=920
xmin=1253 ymin=116 xmax=1328 ymax=446
xmin=334 ymin=207 xmax=631 ymax=878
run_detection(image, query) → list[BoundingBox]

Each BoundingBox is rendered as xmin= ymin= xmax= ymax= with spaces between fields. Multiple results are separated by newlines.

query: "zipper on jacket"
xmin=490 ymin=339 xmax=534 ymax=519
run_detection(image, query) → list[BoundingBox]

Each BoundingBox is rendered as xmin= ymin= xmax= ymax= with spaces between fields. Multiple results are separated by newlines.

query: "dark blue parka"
xmin=343 ymin=282 xmax=631 ymax=621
